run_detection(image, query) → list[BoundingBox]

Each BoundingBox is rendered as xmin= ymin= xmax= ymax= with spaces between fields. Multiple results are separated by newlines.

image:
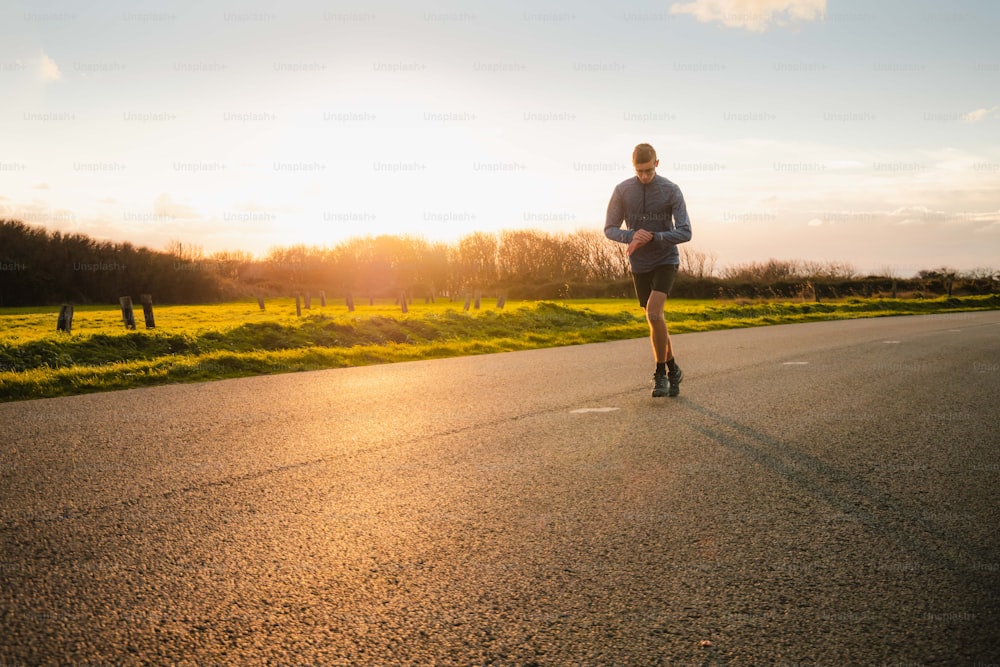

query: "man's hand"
xmin=627 ymin=229 xmax=654 ymax=256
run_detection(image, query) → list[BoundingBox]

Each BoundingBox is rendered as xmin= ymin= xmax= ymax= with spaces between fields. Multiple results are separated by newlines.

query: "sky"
xmin=1 ymin=0 xmax=998 ymax=276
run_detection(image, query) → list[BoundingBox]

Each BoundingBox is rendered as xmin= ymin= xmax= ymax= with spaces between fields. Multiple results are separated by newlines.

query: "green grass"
xmin=1 ymin=295 xmax=997 ymax=402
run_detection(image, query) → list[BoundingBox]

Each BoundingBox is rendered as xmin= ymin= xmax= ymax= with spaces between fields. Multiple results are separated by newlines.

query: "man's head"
xmin=632 ymin=143 xmax=658 ymax=184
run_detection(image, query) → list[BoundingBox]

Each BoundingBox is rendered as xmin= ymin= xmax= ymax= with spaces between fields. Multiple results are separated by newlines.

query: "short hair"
xmin=632 ymin=143 xmax=657 ymax=164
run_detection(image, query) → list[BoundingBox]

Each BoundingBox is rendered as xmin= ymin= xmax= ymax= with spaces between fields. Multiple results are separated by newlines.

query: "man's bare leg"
xmin=646 ymin=290 xmax=671 ymax=397
xmin=647 ymin=289 xmax=682 ymax=396
xmin=645 ymin=289 xmax=671 ymax=364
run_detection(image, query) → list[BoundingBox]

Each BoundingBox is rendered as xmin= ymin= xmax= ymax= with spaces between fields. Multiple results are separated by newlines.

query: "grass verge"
xmin=1 ymin=295 xmax=997 ymax=402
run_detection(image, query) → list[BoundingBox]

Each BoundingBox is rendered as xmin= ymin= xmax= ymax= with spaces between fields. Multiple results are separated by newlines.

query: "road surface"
xmin=2 ymin=312 xmax=999 ymax=665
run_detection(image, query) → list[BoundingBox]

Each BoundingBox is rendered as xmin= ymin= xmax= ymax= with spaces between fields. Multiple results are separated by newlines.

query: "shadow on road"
xmin=676 ymin=398 xmax=998 ymax=593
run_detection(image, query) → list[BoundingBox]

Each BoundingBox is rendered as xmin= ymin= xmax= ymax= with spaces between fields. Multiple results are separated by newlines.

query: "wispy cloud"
xmin=670 ymin=0 xmax=826 ymax=32
xmin=0 ymin=200 xmax=76 ymax=229
xmin=153 ymin=194 xmax=200 ymax=220
xmin=963 ymin=106 xmax=999 ymax=123
xmin=39 ymin=52 xmax=61 ymax=82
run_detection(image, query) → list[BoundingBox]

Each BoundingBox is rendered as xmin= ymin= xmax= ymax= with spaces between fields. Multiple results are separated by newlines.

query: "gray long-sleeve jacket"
xmin=604 ymin=174 xmax=692 ymax=273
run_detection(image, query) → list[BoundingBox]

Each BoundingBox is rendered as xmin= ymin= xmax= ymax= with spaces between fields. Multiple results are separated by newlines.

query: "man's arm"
xmin=603 ymin=185 xmax=635 ymax=243
xmin=653 ymin=186 xmax=692 ymax=245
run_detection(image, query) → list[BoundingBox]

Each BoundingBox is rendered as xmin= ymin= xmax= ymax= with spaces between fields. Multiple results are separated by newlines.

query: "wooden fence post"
xmin=119 ymin=296 xmax=136 ymax=330
xmin=57 ymin=304 xmax=74 ymax=333
xmin=140 ymin=294 xmax=155 ymax=329
xmin=295 ymin=295 xmax=302 ymax=317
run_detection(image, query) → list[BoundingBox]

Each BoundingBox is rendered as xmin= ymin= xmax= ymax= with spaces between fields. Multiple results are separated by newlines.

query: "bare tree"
xmin=680 ymin=246 xmax=718 ymax=279
xmin=455 ymin=231 xmax=499 ymax=290
xmin=164 ymin=239 xmax=204 ymax=262
xmin=962 ymin=266 xmax=999 ymax=281
xmin=569 ymin=229 xmax=628 ymax=281
xmin=721 ymin=258 xmax=801 ymax=282
xmin=878 ymin=264 xmax=901 ymax=297
xmin=209 ymin=249 xmax=255 ymax=280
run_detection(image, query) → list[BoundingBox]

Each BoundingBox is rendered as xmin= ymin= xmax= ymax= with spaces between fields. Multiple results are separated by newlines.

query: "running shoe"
xmin=667 ymin=367 xmax=683 ymax=397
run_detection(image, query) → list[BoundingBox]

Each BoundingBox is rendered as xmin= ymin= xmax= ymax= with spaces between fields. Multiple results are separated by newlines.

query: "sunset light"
xmin=3 ymin=5 xmax=1000 ymax=664
xmin=2 ymin=0 xmax=997 ymax=275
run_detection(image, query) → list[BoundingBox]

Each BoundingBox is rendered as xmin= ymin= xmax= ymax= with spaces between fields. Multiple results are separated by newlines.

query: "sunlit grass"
xmin=1 ymin=295 xmax=997 ymax=402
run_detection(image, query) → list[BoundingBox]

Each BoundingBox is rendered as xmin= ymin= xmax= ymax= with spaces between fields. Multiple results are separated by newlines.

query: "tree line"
xmin=1 ymin=219 xmax=996 ymax=307
xmin=0 ymin=220 xmax=223 ymax=306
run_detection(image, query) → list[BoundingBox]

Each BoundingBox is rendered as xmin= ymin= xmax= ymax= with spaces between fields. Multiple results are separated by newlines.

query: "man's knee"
xmin=645 ymin=291 xmax=667 ymax=322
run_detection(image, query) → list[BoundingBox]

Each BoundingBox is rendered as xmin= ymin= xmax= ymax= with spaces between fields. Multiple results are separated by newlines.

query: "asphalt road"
xmin=2 ymin=312 xmax=999 ymax=666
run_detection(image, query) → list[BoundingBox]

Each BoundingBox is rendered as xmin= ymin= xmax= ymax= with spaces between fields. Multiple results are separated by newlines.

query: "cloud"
xmin=963 ymin=106 xmax=999 ymax=123
xmin=669 ymin=0 xmax=826 ymax=32
xmin=889 ymin=205 xmax=934 ymax=217
xmin=40 ymin=53 xmax=61 ymax=82
xmin=0 ymin=200 xmax=76 ymax=228
xmin=153 ymin=194 xmax=200 ymax=220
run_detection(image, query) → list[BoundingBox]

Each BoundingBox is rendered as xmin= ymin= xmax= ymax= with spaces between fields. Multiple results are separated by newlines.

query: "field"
xmin=2 ymin=295 xmax=998 ymax=402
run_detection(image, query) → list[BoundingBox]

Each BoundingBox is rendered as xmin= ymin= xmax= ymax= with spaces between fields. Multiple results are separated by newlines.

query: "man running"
xmin=604 ymin=142 xmax=692 ymax=397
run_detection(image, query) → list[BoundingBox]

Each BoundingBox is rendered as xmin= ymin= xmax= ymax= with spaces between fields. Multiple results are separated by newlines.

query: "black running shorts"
xmin=632 ymin=264 xmax=678 ymax=308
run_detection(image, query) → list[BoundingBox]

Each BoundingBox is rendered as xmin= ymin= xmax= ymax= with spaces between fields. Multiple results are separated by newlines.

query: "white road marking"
xmin=883 ymin=340 xmax=901 ymax=344
xmin=782 ymin=361 xmax=810 ymax=365
xmin=570 ymin=407 xmax=621 ymax=413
